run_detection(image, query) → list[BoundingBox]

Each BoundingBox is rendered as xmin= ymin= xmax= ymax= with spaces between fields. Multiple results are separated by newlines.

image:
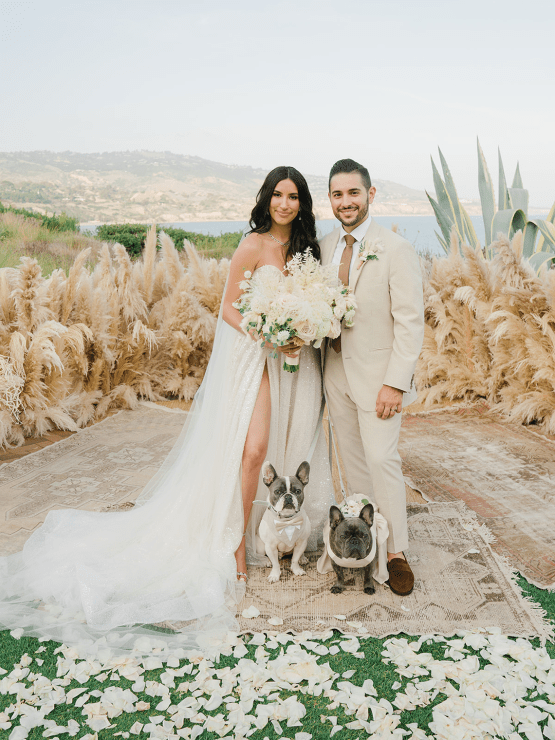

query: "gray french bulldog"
xmin=328 ymin=503 xmax=377 ymax=595
xmin=255 ymin=461 xmax=311 ymax=583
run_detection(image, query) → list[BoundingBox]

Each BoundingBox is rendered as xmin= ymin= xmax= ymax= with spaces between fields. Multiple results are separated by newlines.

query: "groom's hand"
xmin=376 ymin=385 xmax=403 ymax=419
xmin=276 ymin=341 xmax=300 ymax=355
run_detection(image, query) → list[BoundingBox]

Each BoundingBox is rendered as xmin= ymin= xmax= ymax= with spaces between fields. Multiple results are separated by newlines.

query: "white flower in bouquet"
xmin=317 ymin=319 xmax=332 ymax=342
xmin=329 ymin=317 xmax=342 ymax=337
xmin=295 ymin=320 xmax=318 ymax=343
xmin=333 ymin=296 xmax=347 ymax=319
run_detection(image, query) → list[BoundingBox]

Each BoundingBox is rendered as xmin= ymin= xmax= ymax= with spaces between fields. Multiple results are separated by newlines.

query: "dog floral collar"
xmin=358 ymin=239 xmax=384 ymax=267
xmin=339 ymin=495 xmax=373 ymax=518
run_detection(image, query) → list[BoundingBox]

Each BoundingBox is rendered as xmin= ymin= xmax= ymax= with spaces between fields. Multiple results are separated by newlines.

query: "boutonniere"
xmin=358 ymin=239 xmax=384 ymax=268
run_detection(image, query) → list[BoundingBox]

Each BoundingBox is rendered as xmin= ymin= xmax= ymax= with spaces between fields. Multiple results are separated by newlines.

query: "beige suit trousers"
xmin=324 ymin=345 xmax=409 ymax=554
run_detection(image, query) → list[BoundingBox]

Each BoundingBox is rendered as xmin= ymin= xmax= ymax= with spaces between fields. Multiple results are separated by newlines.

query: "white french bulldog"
xmin=255 ymin=461 xmax=311 ymax=583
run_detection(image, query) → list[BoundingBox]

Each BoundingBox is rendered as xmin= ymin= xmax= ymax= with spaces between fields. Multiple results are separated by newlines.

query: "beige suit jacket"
xmin=320 ymin=219 xmax=424 ymax=411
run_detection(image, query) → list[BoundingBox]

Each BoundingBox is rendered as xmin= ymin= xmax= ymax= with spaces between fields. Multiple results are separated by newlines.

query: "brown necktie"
xmin=331 ymin=234 xmax=356 ymax=353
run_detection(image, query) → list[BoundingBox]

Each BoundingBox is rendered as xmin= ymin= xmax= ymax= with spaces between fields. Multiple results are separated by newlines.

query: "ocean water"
xmin=157 ymin=216 xmax=484 ymax=255
xmin=81 ymin=214 xmax=548 ymax=256
xmin=160 ymin=216 xmax=479 ymax=255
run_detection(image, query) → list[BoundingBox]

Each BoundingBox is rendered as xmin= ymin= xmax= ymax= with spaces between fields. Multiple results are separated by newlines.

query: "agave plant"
xmin=427 ymin=140 xmax=555 ymax=270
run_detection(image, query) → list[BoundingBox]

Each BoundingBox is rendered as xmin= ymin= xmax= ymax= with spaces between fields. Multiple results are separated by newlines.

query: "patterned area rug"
xmin=0 ymin=405 xmax=187 ymax=555
xmin=399 ymin=408 xmax=555 ymax=590
xmin=237 ymin=502 xmax=551 ymax=640
xmin=0 ymin=405 xmax=550 ymax=639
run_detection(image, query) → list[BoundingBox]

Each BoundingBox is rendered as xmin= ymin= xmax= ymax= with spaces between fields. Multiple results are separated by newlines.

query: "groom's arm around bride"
xmin=320 ymin=158 xmax=425 ymax=596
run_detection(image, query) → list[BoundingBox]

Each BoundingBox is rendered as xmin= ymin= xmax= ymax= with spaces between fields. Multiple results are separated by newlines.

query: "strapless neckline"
xmin=253 ymin=263 xmax=286 ymax=278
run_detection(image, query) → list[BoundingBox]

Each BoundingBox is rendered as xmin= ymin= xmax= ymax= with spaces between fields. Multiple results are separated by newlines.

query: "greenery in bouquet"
xmin=232 ymin=251 xmax=356 ymax=372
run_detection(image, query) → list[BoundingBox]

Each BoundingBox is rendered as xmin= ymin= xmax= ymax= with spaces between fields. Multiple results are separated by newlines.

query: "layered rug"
xmin=398 ymin=407 xmax=555 ymax=591
xmin=236 ymin=501 xmax=551 ymax=640
xmin=0 ymin=404 xmax=187 ymax=555
xmin=0 ymin=404 xmax=551 ymax=639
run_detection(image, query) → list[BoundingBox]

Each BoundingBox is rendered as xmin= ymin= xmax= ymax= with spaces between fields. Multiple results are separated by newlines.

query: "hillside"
xmin=0 ymin=150 xmax=452 ymax=223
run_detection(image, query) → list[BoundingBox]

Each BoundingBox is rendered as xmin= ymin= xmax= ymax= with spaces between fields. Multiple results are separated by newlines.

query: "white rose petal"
xmin=86 ymin=716 xmax=111 ymax=731
xmin=268 ymin=617 xmax=284 ymax=626
xmin=250 ymin=632 xmax=267 ymax=645
xmin=9 ymin=728 xmax=29 ymax=740
xmin=242 ymin=605 xmax=260 ymax=619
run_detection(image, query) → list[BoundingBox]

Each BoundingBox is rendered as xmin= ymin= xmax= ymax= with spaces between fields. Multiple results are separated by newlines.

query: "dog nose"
xmin=347 ymin=538 xmax=364 ymax=557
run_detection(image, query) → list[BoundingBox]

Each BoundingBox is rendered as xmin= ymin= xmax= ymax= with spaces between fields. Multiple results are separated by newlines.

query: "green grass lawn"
xmin=1 ymin=576 xmax=553 ymax=739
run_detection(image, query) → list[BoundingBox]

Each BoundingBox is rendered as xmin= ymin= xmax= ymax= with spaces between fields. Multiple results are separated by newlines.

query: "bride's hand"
xmin=248 ymin=329 xmax=274 ymax=350
xmin=276 ymin=341 xmax=302 ymax=356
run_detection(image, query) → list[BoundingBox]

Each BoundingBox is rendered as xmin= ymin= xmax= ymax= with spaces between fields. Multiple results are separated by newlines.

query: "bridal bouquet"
xmin=233 ymin=252 xmax=357 ymax=372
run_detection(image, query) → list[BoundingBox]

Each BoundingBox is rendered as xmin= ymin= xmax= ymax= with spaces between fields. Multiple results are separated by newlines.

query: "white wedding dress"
xmin=0 ymin=265 xmax=334 ymax=656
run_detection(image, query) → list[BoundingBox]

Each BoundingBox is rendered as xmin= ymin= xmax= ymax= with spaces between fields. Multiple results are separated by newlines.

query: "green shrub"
xmin=95 ymin=223 xmax=242 ymax=258
xmin=95 ymin=223 xmax=150 ymax=255
xmin=0 ymin=201 xmax=80 ymax=232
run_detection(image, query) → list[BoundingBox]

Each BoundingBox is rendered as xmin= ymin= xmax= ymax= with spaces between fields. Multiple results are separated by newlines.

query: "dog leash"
xmin=305 ymin=396 xmax=326 ymax=464
xmin=322 ymin=383 xmax=349 ymax=505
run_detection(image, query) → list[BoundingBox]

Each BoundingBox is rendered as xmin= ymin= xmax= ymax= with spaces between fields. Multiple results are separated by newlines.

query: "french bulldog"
xmin=255 ymin=461 xmax=311 ymax=583
xmin=327 ymin=503 xmax=377 ymax=595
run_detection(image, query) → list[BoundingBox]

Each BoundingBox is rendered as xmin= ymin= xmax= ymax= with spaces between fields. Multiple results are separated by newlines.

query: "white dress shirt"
xmin=331 ymin=216 xmax=372 ymax=282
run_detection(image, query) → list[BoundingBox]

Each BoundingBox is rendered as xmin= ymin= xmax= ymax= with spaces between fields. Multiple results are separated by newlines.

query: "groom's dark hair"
xmin=329 ymin=159 xmax=371 ymax=191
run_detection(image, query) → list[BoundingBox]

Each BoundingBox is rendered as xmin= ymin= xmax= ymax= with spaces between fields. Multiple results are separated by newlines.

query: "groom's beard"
xmin=336 ymin=199 xmax=369 ymax=228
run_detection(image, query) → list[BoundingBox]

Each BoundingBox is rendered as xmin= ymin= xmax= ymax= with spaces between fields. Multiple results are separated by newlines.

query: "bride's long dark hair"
xmin=248 ymin=166 xmax=321 ymax=262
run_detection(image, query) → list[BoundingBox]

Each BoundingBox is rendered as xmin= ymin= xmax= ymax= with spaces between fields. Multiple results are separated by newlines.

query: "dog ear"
xmin=262 ymin=461 xmax=277 ymax=487
xmin=295 ymin=461 xmax=310 ymax=486
xmin=359 ymin=503 xmax=374 ymax=528
xmin=329 ymin=505 xmax=344 ymax=530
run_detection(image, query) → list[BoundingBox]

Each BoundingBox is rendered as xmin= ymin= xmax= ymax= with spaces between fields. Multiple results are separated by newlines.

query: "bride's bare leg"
xmin=235 ymin=366 xmax=271 ymax=578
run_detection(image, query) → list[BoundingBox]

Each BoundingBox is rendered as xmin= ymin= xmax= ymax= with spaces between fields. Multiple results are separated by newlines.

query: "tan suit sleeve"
xmin=383 ymin=240 xmax=424 ymax=393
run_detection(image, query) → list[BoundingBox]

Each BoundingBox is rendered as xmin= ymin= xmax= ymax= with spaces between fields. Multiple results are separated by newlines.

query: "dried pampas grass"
xmin=417 ymin=231 xmax=555 ymax=434
xmin=0 ymin=228 xmax=230 ymax=447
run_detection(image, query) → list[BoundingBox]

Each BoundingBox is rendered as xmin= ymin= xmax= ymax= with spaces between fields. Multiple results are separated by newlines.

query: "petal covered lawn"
xmin=0 ymin=577 xmax=554 ymax=740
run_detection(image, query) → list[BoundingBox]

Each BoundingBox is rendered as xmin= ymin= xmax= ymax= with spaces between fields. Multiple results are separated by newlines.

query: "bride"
xmin=0 ymin=166 xmax=334 ymax=656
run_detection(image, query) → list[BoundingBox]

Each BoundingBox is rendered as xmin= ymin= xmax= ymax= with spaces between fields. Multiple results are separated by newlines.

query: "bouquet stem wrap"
xmin=283 ymin=352 xmax=300 ymax=373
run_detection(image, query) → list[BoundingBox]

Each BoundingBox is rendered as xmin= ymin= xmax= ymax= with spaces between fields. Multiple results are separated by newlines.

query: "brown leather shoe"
xmin=387 ymin=557 xmax=414 ymax=596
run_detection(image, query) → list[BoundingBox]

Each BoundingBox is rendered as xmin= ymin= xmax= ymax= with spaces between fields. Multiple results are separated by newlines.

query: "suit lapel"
xmin=322 ymin=228 xmax=340 ymax=265
xmin=350 ymin=218 xmax=381 ymax=293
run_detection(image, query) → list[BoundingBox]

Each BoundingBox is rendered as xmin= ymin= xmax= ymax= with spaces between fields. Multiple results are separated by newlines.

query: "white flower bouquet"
xmin=233 ymin=252 xmax=357 ymax=372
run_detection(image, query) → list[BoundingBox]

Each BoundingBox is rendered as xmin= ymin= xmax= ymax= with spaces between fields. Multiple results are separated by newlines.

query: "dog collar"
xmin=272 ymin=512 xmax=304 ymax=531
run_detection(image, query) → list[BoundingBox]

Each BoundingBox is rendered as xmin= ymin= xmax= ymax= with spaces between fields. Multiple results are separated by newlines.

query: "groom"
xmin=320 ymin=159 xmax=424 ymax=596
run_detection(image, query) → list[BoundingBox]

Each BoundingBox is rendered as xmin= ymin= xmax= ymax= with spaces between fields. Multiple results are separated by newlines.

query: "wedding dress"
xmin=0 ymin=265 xmax=334 ymax=656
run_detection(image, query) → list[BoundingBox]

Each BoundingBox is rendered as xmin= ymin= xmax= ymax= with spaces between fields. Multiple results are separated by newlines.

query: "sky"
xmin=1 ymin=0 xmax=554 ymax=205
